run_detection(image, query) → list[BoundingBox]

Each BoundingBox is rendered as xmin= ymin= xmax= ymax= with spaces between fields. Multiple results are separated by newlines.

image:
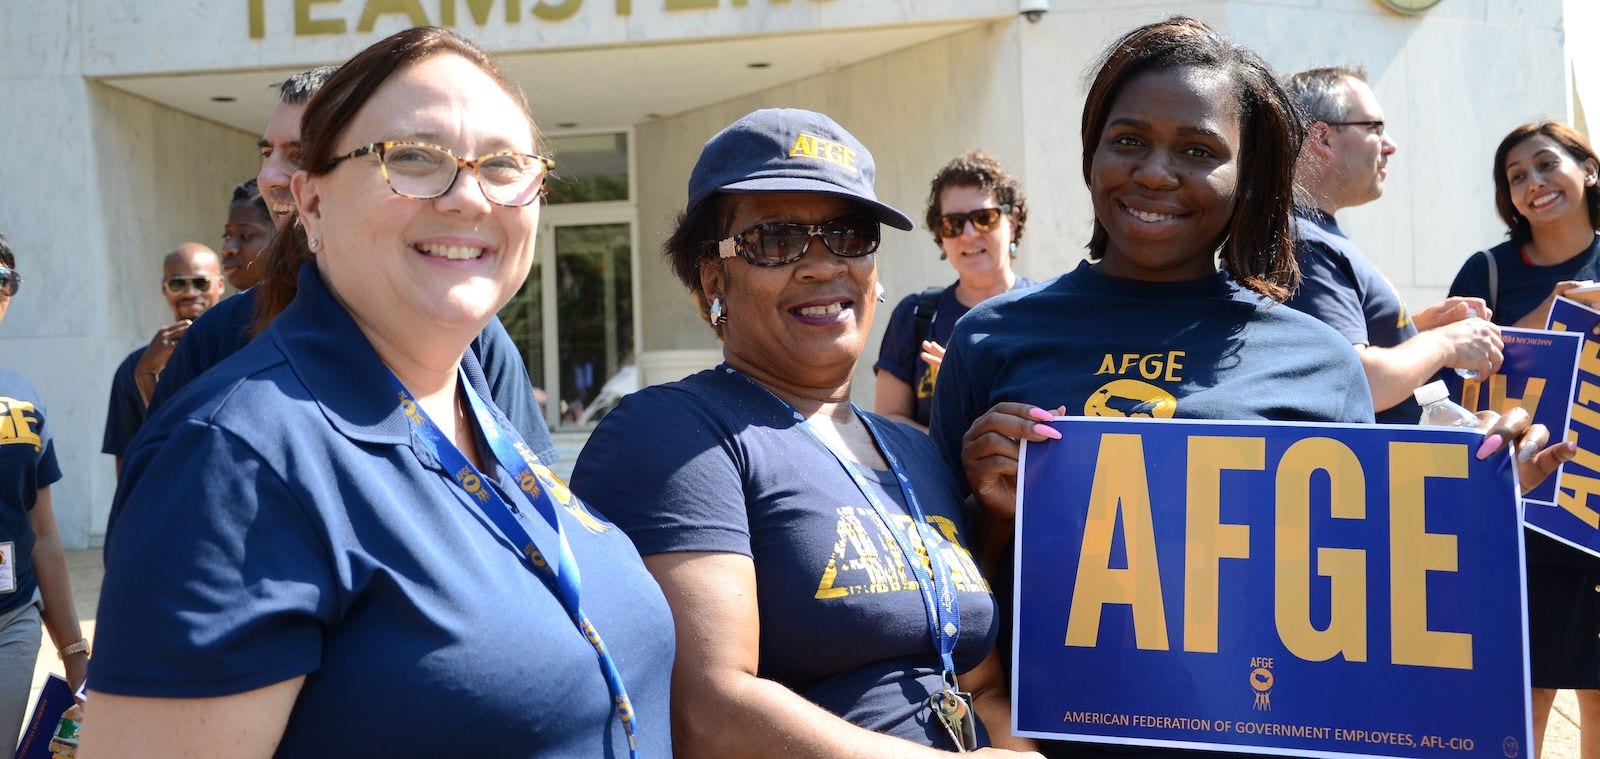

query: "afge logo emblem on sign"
xmin=1250 ymin=657 xmax=1273 ymax=711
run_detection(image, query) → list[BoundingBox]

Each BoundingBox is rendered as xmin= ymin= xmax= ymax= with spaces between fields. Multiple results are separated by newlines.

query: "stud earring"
xmin=709 ymin=297 xmax=727 ymax=326
xmin=308 ymin=237 xmax=321 ymax=251
xmin=874 ymin=282 xmax=886 ymax=303
xmin=1009 ymin=241 xmax=1018 ymax=258
xmin=939 ymin=251 xmax=948 ymax=261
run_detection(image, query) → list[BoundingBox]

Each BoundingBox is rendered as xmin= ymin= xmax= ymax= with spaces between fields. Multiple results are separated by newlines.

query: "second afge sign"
xmin=1014 ymin=418 xmax=1529 ymax=758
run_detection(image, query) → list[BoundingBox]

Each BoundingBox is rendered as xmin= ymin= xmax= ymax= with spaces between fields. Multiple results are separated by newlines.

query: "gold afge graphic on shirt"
xmin=1087 ymin=351 xmax=1184 ymax=418
xmin=915 ymin=363 xmax=939 ymax=403
xmin=0 ymin=397 xmax=42 ymax=452
xmin=815 ymin=507 xmax=989 ymax=600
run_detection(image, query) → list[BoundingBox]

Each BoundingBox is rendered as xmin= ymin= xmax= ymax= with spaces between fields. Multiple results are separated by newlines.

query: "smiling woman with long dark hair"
xmin=1448 ymin=119 xmax=1600 ymax=759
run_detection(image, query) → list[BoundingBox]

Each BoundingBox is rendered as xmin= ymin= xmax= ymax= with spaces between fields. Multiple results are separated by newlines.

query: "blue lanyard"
xmin=723 ymin=365 xmax=962 ymax=681
xmin=391 ymin=370 xmax=642 ymax=758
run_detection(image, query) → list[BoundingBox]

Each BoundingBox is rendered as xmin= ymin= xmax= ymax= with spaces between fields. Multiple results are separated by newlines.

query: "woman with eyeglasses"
xmin=1448 ymin=119 xmax=1600 ymax=759
xmin=929 ymin=18 xmax=1573 ymax=759
xmin=83 ymin=27 xmax=673 ymax=757
xmin=571 ymin=109 xmax=1040 ymax=758
xmin=0 ymin=232 xmax=89 ymax=743
xmin=873 ymin=150 xmax=1037 ymax=431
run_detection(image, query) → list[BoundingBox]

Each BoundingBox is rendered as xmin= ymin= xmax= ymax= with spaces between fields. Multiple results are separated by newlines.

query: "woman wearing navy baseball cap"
xmin=572 ymin=108 xmax=1040 ymax=756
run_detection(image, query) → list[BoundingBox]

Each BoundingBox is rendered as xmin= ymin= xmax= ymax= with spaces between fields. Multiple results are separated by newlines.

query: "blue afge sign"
xmin=1014 ymin=418 xmax=1530 ymax=758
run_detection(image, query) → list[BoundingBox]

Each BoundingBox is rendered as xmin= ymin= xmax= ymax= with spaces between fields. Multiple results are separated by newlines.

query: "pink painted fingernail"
xmin=1476 ymin=434 xmax=1504 ymax=460
xmin=1033 ymin=423 xmax=1062 ymax=440
xmin=1027 ymin=407 xmax=1055 ymax=422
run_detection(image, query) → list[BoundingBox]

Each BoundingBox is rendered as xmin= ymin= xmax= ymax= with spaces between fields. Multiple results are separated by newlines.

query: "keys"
xmin=933 ymin=687 xmax=977 ymax=753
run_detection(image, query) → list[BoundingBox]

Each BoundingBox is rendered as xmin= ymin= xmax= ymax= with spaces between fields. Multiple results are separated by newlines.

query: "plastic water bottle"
xmin=1455 ymin=307 xmax=1481 ymax=380
xmin=1414 ymin=380 xmax=1478 ymax=427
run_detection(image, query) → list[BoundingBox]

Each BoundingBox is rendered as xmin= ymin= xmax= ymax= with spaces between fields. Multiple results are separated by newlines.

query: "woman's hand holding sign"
xmin=1470 ymin=405 xmax=1577 ymax=495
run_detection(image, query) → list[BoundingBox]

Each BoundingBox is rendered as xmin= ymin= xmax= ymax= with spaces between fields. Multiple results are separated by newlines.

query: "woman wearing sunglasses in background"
xmin=84 ymin=27 xmax=673 ymax=757
xmin=0 ymin=232 xmax=89 ymax=744
xmin=100 ymin=242 xmax=224 ymax=474
xmin=874 ymin=150 xmax=1037 ymax=431
xmin=572 ymin=108 xmax=1040 ymax=757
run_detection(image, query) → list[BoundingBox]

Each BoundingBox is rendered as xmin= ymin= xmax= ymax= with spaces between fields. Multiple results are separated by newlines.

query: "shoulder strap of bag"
xmin=912 ymin=286 xmax=944 ymax=347
xmin=1479 ymin=249 xmax=1497 ymax=313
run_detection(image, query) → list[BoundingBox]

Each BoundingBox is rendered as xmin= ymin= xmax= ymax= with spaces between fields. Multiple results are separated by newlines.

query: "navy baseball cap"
xmin=685 ymin=108 xmax=914 ymax=231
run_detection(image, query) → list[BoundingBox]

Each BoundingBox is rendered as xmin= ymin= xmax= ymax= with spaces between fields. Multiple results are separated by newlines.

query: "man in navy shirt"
xmin=100 ymin=243 xmax=223 ymax=474
xmin=1283 ymin=66 xmax=1502 ymax=424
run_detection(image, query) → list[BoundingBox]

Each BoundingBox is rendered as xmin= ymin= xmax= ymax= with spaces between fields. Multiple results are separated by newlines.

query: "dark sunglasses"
xmin=934 ymin=205 xmax=1011 ymax=239
xmin=713 ymin=215 xmax=881 ymax=267
xmin=0 ymin=267 xmax=18 ymax=297
xmin=164 ymin=276 xmax=218 ymax=294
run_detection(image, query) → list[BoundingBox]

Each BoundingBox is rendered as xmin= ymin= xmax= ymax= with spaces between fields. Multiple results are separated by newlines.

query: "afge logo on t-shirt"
xmin=814 ymin=508 xmax=988 ymax=600
xmin=0 ymin=397 xmax=41 ymax=452
xmin=1086 ymin=352 xmax=1182 ymax=418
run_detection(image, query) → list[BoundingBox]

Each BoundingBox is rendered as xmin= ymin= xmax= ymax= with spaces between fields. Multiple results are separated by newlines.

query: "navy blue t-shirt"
xmin=1449 ymin=235 xmax=1600 ymax=327
xmin=571 ymin=365 xmax=999 ymax=750
xmin=873 ymin=277 xmax=1038 ymax=426
xmin=931 ymin=261 xmax=1373 ymax=462
xmin=100 ymin=345 xmax=146 ymax=458
xmin=0 ymin=370 xmax=61 ymax=616
xmin=929 ymin=262 xmax=1371 ymax=759
xmin=147 ymin=288 xmax=555 ymax=462
xmin=1285 ymin=206 xmax=1425 ymax=424
xmin=94 ymin=264 xmax=673 ymax=757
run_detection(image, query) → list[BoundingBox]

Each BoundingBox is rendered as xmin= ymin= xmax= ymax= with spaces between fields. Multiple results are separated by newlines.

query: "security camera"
xmin=1020 ymin=0 xmax=1048 ymax=22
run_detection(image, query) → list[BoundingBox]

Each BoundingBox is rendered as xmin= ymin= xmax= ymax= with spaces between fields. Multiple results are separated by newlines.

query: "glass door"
xmin=548 ymin=222 xmax=634 ymax=427
xmin=500 ymin=129 xmax=638 ymax=429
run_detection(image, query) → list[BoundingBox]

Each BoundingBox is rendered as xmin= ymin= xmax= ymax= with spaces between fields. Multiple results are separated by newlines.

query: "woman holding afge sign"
xmin=930 ymin=16 xmax=1577 ymax=759
xmin=1449 ymin=119 xmax=1600 ymax=759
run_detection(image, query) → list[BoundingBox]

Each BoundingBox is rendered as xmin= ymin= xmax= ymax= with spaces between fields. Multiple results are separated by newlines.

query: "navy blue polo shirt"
xmin=101 ymin=345 xmax=147 ymax=459
xmin=94 ymin=264 xmax=674 ymax=756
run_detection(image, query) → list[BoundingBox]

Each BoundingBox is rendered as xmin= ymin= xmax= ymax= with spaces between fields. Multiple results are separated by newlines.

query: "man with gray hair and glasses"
xmin=1282 ymin=65 xmax=1502 ymax=423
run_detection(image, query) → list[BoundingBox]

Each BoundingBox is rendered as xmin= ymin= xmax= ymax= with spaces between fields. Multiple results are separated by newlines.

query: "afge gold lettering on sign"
xmin=1063 ymin=432 xmax=1473 ymax=671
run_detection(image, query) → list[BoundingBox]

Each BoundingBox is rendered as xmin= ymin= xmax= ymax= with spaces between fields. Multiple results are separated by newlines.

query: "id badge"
xmin=0 ymin=542 xmax=16 ymax=594
xmin=932 ymin=688 xmax=976 ymax=753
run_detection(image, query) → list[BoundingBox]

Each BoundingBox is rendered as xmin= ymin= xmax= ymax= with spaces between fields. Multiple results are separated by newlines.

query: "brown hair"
xmin=250 ymin=26 xmax=537 ymax=335
xmin=1080 ymin=16 xmax=1305 ymax=300
xmin=661 ymin=193 xmax=738 ymax=336
xmin=923 ymin=150 xmax=1028 ymax=248
xmin=1493 ymin=120 xmax=1600 ymax=245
